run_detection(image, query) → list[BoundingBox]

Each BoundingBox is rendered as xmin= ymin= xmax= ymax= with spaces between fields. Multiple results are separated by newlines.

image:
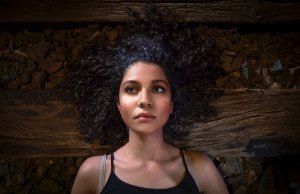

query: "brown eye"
xmin=125 ymin=86 xmax=137 ymax=94
xmin=152 ymin=86 xmax=165 ymax=93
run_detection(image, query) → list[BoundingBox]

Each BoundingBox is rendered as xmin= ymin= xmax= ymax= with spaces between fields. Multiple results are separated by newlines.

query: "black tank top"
xmin=100 ymin=149 xmax=202 ymax=194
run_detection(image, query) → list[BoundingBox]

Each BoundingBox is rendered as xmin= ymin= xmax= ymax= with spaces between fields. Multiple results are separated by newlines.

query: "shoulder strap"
xmin=111 ymin=153 xmax=115 ymax=172
xmin=179 ymin=149 xmax=189 ymax=170
xmin=98 ymin=155 xmax=107 ymax=193
xmin=182 ymin=150 xmax=201 ymax=190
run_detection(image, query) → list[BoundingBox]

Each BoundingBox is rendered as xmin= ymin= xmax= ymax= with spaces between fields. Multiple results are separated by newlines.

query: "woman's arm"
xmin=187 ymin=151 xmax=229 ymax=194
xmin=71 ymin=156 xmax=101 ymax=194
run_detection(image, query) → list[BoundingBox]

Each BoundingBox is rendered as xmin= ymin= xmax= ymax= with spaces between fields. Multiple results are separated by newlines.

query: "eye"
xmin=125 ymin=86 xmax=137 ymax=94
xmin=152 ymin=86 xmax=165 ymax=93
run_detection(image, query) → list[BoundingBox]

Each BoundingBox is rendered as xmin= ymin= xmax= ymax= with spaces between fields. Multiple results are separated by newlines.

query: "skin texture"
xmin=71 ymin=62 xmax=229 ymax=194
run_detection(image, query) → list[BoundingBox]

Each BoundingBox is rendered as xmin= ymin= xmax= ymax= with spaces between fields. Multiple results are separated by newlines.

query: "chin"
xmin=129 ymin=126 xmax=163 ymax=136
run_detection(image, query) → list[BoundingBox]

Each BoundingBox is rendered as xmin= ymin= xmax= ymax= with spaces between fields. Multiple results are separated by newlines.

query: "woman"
xmin=71 ymin=5 xmax=228 ymax=194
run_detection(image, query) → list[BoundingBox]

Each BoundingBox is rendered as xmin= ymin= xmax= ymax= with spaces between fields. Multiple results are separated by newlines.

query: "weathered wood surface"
xmin=178 ymin=89 xmax=300 ymax=157
xmin=0 ymin=0 xmax=299 ymax=23
xmin=0 ymin=89 xmax=299 ymax=158
xmin=0 ymin=89 xmax=114 ymax=158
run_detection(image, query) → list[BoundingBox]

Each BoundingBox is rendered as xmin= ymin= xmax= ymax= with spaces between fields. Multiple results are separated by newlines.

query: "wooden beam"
xmin=177 ymin=89 xmax=300 ymax=157
xmin=0 ymin=89 xmax=299 ymax=158
xmin=0 ymin=0 xmax=299 ymax=23
xmin=0 ymin=89 xmax=114 ymax=158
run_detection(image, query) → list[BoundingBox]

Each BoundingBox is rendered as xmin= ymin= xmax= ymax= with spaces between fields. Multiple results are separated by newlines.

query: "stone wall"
xmin=1 ymin=24 xmax=299 ymax=90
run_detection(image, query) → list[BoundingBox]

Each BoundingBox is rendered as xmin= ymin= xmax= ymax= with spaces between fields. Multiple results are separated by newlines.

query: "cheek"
xmin=118 ymin=96 xmax=134 ymax=115
xmin=159 ymin=99 xmax=173 ymax=116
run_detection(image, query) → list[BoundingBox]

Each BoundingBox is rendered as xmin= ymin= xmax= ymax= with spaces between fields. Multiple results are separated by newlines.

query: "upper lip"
xmin=134 ymin=112 xmax=156 ymax=119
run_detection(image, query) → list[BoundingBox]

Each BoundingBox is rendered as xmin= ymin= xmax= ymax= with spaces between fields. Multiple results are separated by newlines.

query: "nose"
xmin=138 ymin=89 xmax=153 ymax=108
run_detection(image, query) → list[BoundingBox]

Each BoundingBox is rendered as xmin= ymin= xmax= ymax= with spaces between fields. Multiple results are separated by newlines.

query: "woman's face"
xmin=118 ymin=61 xmax=173 ymax=136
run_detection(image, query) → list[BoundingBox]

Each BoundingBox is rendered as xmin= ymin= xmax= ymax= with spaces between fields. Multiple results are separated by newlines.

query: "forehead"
xmin=122 ymin=62 xmax=169 ymax=82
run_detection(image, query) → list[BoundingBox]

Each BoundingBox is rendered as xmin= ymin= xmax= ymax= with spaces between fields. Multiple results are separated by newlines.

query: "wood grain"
xmin=0 ymin=0 xmax=299 ymax=23
xmin=177 ymin=89 xmax=300 ymax=157
xmin=0 ymin=89 xmax=299 ymax=158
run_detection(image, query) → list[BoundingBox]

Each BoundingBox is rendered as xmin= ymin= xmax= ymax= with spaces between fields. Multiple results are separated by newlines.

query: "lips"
xmin=134 ymin=112 xmax=156 ymax=121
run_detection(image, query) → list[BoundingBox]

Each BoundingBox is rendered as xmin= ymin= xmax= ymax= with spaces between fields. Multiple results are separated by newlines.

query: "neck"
xmin=124 ymin=130 xmax=170 ymax=161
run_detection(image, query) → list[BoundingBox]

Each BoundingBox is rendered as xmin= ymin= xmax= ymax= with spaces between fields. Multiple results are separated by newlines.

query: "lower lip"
xmin=136 ymin=117 xmax=155 ymax=122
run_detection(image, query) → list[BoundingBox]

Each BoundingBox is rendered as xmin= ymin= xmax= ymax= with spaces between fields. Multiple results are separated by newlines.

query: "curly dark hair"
xmin=71 ymin=4 xmax=222 ymax=146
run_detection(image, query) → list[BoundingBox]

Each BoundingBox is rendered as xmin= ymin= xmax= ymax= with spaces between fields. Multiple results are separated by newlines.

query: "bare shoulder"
xmin=185 ymin=150 xmax=216 ymax=171
xmin=184 ymin=150 xmax=229 ymax=194
xmin=71 ymin=156 xmax=102 ymax=194
xmin=184 ymin=150 xmax=217 ymax=178
xmin=184 ymin=150 xmax=210 ymax=162
xmin=79 ymin=156 xmax=101 ymax=174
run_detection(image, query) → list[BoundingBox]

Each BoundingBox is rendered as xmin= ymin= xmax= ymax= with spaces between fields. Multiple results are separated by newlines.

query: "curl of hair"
xmin=70 ymin=5 xmax=222 ymax=145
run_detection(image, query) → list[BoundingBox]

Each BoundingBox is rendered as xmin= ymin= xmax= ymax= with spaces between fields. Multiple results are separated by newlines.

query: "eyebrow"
xmin=121 ymin=79 xmax=170 ymax=87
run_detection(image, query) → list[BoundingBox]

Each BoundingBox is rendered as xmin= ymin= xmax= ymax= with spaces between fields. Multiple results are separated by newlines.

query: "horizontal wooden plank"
xmin=0 ymin=89 xmax=114 ymax=158
xmin=177 ymin=89 xmax=300 ymax=156
xmin=0 ymin=89 xmax=299 ymax=158
xmin=0 ymin=0 xmax=299 ymax=23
